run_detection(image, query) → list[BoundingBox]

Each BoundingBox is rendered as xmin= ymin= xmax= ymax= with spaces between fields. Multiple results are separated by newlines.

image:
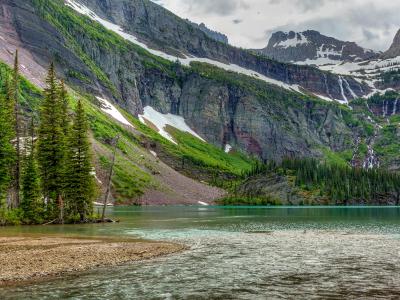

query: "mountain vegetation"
xmin=0 ymin=0 xmax=399 ymax=215
xmin=221 ymin=158 xmax=400 ymax=206
xmin=0 ymin=53 xmax=97 ymax=225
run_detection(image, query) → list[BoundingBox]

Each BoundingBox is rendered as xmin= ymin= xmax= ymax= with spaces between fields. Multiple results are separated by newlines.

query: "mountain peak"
xmin=257 ymin=30 xmax=379 ymax=65
xmin=382 ymin=29 xmax=400 ymax=59
xmin=186 ymin=20 xmax=229 ymax=44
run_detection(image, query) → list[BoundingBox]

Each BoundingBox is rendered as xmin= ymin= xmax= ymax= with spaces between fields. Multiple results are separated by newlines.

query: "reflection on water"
xmin=1 ymin=206 xmax=400 ymax=299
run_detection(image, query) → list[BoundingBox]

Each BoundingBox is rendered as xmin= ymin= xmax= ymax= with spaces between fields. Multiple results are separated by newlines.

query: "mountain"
xmin=256 ymin=30 xmax=380 ymax=65
xmin=187 ymin=21 xmax=229 ymax=44
xmin=59 ymin=0 xmax=370 ymax=102
xmin=255 ymin=29 xmax=400 ymax=95
xmin=0 ymin=0 xmax=368 ymax=158
xmin=0 ymin=0 xmax=399 ymax=205
xmin=382 ymin=29 xmax=400 ymax=59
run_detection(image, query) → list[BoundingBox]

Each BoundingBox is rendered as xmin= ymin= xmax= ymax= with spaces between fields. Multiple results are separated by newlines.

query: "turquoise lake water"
xmin=1 ymin=206 xmax=400 ymax=299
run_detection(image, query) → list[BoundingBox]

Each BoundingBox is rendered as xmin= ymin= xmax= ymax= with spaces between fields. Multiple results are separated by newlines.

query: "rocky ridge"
xmin=70 ymin=0 xmax=370 ymax=102
xmin=382 ymin=29 xmax=400 ymax=59
xmin=256 ymin=30 xmax=379 ymax=65
xmin=187 ymin=20 xmax=228 ymax=44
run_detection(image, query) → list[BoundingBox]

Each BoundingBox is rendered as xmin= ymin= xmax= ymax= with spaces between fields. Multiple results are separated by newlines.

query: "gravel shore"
xmin=0 ymin=236 xmax=184 ymax=285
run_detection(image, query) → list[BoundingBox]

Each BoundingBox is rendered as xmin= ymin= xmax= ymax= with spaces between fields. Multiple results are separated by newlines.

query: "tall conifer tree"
xmin=65 ymin=100 xmax=95 ymax=222
xmin=0 ymin=91 xmax=15 ymax=206
xmin=21 ymin=118 xmax=42 ymax=223
xmin=59 ymin=80 xmax=70 ymax=137
xmin=13 ymin=51 xmax=21 ymax=207
xmin=37 ymin=63 xmax=66 ymax=219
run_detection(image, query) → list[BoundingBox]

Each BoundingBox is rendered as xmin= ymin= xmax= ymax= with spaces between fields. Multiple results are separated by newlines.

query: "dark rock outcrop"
xmin=382 ymin=29 xmax=400 ymax=59
xmin=187 ymin=21 xmax=228 ymax=44
xmin=74 ymin=0 xmax=371 ymax=101
xmin=256 ymin=30 xmax=379 ymax=64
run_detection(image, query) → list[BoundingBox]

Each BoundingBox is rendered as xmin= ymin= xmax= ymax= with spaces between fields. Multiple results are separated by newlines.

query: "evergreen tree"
xmin=21 ymin=119 xmax=42 ymax=223
xmin=12 ymin=50 xmax=21 ymax=208
xmin=37 ymin=63 xmax=66 ymax=219
xmin=65 ymin=100 xmax=95 ymax=222
xmin=0 ymin=92 xmax=15 ymax=206
xmin=58 ymin=80 xmax=70 ymax=137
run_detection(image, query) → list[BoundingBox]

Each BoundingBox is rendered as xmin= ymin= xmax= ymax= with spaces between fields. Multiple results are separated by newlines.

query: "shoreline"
xmin=0 ymin=235 xmax=185 ymax=286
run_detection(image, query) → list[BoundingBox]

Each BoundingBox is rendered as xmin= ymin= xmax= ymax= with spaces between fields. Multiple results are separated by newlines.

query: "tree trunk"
xmin=58 ymin=194 xmax=64 ymax=224
xmin=102 ymin=135 xmax=119 ymax=222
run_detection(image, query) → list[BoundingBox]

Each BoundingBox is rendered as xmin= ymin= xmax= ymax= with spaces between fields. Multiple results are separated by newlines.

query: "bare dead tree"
xmin=101 ymin=135 xmax=120 ymax=222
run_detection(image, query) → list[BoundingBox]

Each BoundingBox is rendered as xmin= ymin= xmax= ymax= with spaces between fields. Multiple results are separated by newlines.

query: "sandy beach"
xmin=0 ymin=236 xmax=184 ymax=285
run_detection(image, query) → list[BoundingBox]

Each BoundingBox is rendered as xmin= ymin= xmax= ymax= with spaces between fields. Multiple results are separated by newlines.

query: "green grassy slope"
xmin=0 ymin=61 xmax=253 ymax=203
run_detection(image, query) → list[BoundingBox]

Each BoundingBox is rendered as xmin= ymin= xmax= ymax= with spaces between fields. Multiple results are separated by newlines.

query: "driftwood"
xmin=95 ymin=218 xmax=119 ymax=223
xmin=42 ymin=219 xmax=58 ymax=226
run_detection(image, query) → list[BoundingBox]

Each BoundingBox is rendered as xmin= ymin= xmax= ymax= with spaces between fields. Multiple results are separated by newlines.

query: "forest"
xmin=234 ymin=158 xmax=400 ymax=205
xmin=0 ymin=52 xmax=97 ymax=225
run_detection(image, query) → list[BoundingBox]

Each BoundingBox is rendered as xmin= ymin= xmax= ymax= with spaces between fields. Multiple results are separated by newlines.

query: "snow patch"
xmin=296 ymin=57 xmax=338 ymax=66
xmin=314 ymin=94 xmax=333 ymax=102
xmin=297 ymin=44 xmax=346 ymax=66
xmin=338 ymin=76 xmax=348 ymax=104
xmin=224 ymin=144 xmax=232 ymax=153
xmin=65 ymin=0 xmax=304 ymax=94
xmin=319 ymin=56 xmax=400 ymax=77
xmin=138 ymin=106 xmax=205 ymax=144
xmin=274 ymin=32 xmax=309 ymax=48
xmin=96 ymin=97 xmax=133 ymax=127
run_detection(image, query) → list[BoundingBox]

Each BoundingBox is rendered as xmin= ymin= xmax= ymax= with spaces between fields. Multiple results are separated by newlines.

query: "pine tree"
xmin=65 ymin=100 xmax=95 ymax=222
xmin=58 ymin=80 xmax=70 ymax=137
xmin=21 ymin=119 xmax=42 ymax=223
xmin=37 ymin=63 xmax=66 ymax=219
xmin=0 ymin=92 xmax=15 ymax=206
xmin=12 ymin=51 xmax=21 ymax=208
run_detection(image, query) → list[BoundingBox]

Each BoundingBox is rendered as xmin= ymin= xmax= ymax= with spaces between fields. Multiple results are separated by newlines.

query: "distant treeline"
xmin=242 ymin=158 xmax=400 ymax=205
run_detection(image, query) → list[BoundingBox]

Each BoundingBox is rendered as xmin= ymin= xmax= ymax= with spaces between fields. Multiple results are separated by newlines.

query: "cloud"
xmin=152 ymin=0 xmax=400 ymax=51
xmin=262 ymin=2 xmax=399 ymax=50
xmin=178 ymin=0 xmax=249 ymax=16
xmin=362 ymin=29 xmax=379 ymax=42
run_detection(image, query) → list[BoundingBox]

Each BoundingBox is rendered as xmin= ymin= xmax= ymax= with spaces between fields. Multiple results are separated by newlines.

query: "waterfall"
xmin=366 ymin=102 xmax=373 ymax=114
xmin=343 ymin=78 xmax=357 ymax=99
xmin=351 ymin=137 xmax=361 ymax=168
xmin=382 ymin=100 xmax=388 ymax=117
xmin=386 ymin=100 xmax=389 ymax=117
xmin=382 ymin=100 xmax=385 ymax=117
xmin=323 ymin=74 xmax=333 ymax=99
xmin=338 ymin=76 xmax=348 ymax=103
xmin=363 ymin=145 xmax=379 ymax=169
xmin=393 ymin=98 xmax=399 ymax=115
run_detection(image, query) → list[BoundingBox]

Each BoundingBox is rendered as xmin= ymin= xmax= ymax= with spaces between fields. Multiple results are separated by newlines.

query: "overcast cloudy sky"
xmin=151 ymin=0 xmax=400 ymax=51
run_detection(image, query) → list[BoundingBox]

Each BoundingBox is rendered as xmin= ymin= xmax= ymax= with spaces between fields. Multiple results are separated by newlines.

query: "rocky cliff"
xmin=0 ymin=0 xmax=372 ymax=163
xmin=256 ymin=30 xmax=379 ymax=65
xmin=69 ymin=0 xmax=370 ymax=102
xmin=382 ymin=29 xmax=400 ymax=59
xmin=187 ymin=21 xmax=229 ymax=44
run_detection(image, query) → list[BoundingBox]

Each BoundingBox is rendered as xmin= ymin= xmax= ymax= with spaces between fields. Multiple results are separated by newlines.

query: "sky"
xmin=151 ymin=0 xmax=400 ymax=51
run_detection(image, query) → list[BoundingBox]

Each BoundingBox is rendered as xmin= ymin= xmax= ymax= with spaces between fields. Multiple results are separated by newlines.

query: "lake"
xmin=1 ymin=206 xmax=400 ymax=299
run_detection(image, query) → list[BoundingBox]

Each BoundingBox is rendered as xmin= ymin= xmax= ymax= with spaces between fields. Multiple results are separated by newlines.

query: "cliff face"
xmin=166 ymin=73 xmax=353 ymax=160
xmin=187 ymin=21 xmax=229 ymax=44
xmin=257 ymin=30 xmax=379 ymax=64
xmin=0 ymin=0 xmax=369 ymax=163
xmin=73 ymin=0 xmax=370 ymax=102
xmin=382 ymin=29 xmax=400 ymax=59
